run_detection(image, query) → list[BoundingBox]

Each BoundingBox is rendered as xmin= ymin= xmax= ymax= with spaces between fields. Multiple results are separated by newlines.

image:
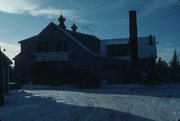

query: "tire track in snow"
xmin=140 ymin=97 xmax=180 ymax=121
xmin=139 ymin=97 xmax=167 ymax=121
xmin=84 ymin=97 xmax=99 ymax=121
xmin=101 ymin=95 xmax=134 ymax=121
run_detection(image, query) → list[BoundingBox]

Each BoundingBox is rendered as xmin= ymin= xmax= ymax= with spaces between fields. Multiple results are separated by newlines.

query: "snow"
xmin=102 ymin=38 xmax=129 ymax=45
xmin=0 ymin=83 xmax=180 ymax=121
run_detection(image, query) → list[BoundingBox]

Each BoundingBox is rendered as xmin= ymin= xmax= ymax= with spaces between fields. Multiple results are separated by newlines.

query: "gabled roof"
xmin=17 ymin=23 xmax=100 ymax=54
xmin=67 ymin=30 xmax=100 ymax=42
xmin=0 ymin=50 xmax=12 ymax=65
xmin=13 ymin=22 xmax=130 ymax=62
xmin=18 ymin=35 xmax=38 ymax=44
xmin=67 ymin=30 xmax=100 ymax=54
xmin=13 ymin=22 xmax=98 ymax=59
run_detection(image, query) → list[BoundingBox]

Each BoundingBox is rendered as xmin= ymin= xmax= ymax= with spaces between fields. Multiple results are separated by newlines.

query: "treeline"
xmin=141 ymin=49 xmax=180 ymax=84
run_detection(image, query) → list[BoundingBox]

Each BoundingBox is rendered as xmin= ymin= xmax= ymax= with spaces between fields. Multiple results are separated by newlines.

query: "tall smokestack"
xmin=129 ymin=10 xmax=138 ymax=60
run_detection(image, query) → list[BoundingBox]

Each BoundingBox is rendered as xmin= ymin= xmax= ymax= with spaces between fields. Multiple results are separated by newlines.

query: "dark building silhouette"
xmin=13 ymin=11 xmax=157 ymax=85
xmin=0 ymin=48 xmax=12 ymax=105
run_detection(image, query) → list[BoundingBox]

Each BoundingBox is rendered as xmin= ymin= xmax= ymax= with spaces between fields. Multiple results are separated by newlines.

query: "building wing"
xmin=101 ymin=36 xmax=157 ymax=60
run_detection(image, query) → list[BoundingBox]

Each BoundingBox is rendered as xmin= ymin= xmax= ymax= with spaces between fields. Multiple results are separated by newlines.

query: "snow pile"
xmin=0 ymin=83 xmax=180 ymax=121
xmin=23 ymin=84 xmax=74 ymax=90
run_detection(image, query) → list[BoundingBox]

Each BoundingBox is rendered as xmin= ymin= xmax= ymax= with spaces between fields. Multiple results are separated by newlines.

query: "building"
xmin=13 ymin=11 xmax=157 ymax=85
xmin=100 ymin=35 xmax=157 ymax=68
xmin=0 ymin=48 xmax=12 ymax=105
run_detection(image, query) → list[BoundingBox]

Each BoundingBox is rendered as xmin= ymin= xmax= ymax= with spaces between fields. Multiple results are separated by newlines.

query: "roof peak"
xmin=58 ymin=14 xmax=66 ymax=29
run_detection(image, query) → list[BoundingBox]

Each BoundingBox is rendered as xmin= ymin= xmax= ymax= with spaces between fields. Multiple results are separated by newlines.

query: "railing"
xmin=32 ymin=52 xmax=73 ymax=62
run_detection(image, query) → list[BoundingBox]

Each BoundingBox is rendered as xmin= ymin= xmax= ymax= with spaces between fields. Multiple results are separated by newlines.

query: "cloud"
xmin=29 ymin=8 xmax=73 ymax=18
xmin=0 ymin=0 xmax=74 ymax=17
xmin=0 ymin=42 xmax=20 ymax=60
xmin=139 ymin=0 xmax=176 ymax=16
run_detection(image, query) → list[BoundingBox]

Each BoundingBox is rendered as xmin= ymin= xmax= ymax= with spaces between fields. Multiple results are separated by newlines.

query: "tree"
xmin=156 ymin=57 xmax=170 ymax=82
xmin=170 ymin=49 xmax=180 ymax=82
xmin=142 ymin=56 xmax=160 ymax=85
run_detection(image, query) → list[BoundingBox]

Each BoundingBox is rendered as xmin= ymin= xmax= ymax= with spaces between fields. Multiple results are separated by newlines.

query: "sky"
xmin=0 ymin=0 xmax=179 ymax=62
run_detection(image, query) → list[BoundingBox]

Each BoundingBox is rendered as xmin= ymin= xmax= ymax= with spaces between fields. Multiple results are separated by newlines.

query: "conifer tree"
xmin=156 ymin=57 xmax=169 ymax=82
xmin=144 ymin=56 xmax=160 ymax=84
xmin=170 ymin=49 xmax=180 ymax=82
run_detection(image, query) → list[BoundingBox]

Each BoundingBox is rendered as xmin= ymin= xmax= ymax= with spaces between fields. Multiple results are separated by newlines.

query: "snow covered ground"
xmin=0 ymin=83 xmax=180 ymax=121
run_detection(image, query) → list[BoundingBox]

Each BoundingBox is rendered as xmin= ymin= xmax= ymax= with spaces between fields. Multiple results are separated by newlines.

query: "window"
xmin=102 ymin=64 xmax=119 ymax=71
xmin=37 ymin=42 xmax=48 ymax=52
xmin=56 ymin=41 xmax=67 ymax=52
xmin=107 ymin=44 xmax=128 ymax=56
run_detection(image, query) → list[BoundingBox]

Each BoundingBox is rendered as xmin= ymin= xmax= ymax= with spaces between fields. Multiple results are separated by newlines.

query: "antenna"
xmin=81 ymin=23 xmax=94 ymax=34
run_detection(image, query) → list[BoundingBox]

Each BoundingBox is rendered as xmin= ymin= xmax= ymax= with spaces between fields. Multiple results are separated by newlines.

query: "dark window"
xmin=107 ymin=44 xmax=128 ymax=56
xmin=37 ymin=42 xmax=48 ymax=52
xmin=56 ymin=41 xmax=67 ymax=52
xmin=102 ymin=64 xmax=119 ymax=71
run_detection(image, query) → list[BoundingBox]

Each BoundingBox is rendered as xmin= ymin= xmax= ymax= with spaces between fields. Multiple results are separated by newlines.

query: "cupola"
xmin=58 ymin=14 xmax=66 ymax=29
xmin=71 ymin=23 xmax=78 ymax=32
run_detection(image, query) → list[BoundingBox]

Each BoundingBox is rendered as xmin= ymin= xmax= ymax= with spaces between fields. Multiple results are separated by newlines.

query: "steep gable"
xmin=13 ymin=22 xmax=97 ymax=60
xmin=0 ymin=50 xmax=12 ymax=65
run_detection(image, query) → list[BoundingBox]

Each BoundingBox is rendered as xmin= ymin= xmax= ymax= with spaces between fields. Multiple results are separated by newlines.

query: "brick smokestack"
xmin=129 ymin=10 xmax=138 ymax=61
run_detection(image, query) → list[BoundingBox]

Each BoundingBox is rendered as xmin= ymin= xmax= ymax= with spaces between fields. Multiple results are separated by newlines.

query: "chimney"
xmin=129 ymin=10 xmax=138 ymax=60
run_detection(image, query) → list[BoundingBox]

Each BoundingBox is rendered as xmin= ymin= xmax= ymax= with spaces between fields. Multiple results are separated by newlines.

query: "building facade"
xmin=13 ymin=11 xmax=157 ymax=85
xmin=0 ymin=49 xmax=12 ymax=105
